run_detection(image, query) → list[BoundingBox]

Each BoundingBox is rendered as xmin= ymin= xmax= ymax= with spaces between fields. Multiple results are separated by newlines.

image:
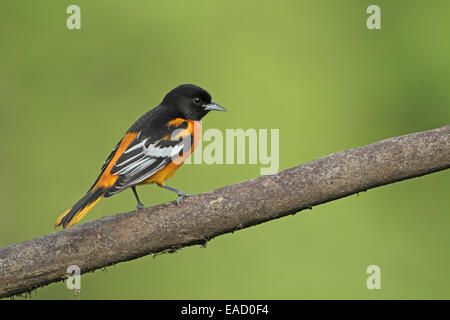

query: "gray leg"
xmin=157 ymin=183 xmax=194 ymax=205
xmin=131 ymin=186 xmax=145 ymax=210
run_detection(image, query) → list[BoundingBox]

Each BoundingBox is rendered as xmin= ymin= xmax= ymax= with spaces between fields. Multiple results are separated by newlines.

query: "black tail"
xmin=55 ymin=188 xmax=106 ymax=229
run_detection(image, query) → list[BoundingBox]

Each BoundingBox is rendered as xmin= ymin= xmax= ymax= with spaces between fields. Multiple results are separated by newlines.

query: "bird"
xmin=54 ymin=84 xmax=227 ymax=229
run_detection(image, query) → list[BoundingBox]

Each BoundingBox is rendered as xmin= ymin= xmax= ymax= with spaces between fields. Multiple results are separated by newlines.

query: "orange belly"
xmin=138 ymin=161 xmax=181 ymax=185
xmin=138 ymin=119 xmax=201 ymax=186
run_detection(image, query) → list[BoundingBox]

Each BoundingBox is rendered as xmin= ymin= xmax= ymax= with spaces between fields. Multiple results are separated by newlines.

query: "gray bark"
xmin=0 ymin=125 xmax=449 ymax=298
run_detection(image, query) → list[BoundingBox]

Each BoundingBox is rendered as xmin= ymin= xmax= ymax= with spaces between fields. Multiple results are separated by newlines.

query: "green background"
xmin=1 ymin=0 xmax=449 ymax=299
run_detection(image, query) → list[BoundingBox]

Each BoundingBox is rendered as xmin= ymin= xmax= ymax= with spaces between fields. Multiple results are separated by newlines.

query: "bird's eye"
xmin=193 ymin=97 xmax=201 ymax=105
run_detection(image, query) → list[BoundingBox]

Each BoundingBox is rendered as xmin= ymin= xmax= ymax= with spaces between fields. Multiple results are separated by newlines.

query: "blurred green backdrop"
xmin=1 ymin=0 xmax=449 ymax=299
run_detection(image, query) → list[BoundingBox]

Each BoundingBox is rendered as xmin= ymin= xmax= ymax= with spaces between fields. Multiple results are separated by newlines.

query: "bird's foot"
xmin=175 ymin=192 xmax=194 ymax=205
xmin=136 ymin=202 xmax=146 ymax=210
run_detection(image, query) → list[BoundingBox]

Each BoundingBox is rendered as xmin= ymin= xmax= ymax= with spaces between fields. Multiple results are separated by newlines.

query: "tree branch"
xmin=1 ymin=125 xmax=449 ymax=298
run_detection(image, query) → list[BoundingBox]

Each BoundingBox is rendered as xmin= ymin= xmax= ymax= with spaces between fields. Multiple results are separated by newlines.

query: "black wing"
xmin=104 ymin=131 xmax=192 ymax=197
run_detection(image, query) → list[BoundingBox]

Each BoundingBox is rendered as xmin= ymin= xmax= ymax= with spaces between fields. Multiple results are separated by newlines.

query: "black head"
xmin=162 ymin=84 xmax=226 ymax=120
